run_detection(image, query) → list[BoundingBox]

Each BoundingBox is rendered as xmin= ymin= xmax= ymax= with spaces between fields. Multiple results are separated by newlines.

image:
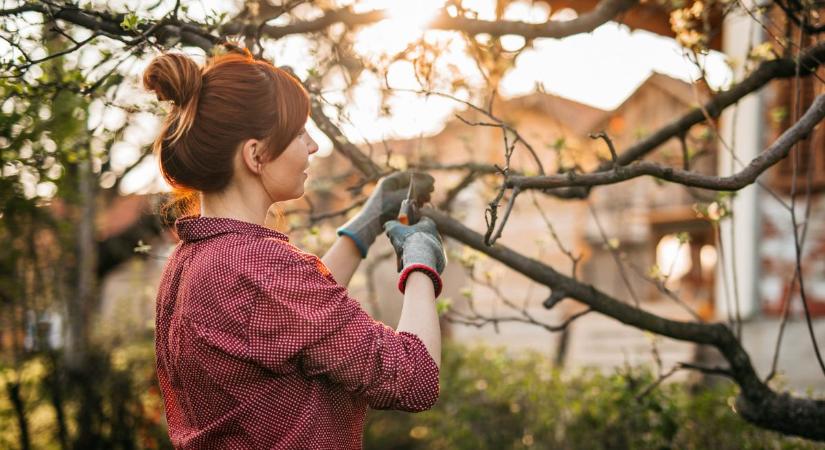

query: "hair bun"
xmin=142 ymin=52 xmax=202 ymax=107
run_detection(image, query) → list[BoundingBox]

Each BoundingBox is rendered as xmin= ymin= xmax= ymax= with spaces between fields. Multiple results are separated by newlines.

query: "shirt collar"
xmin=174 ymin=215 xmax=289 ymax=243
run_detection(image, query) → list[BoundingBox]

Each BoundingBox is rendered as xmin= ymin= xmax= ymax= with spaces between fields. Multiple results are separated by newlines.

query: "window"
xmin=648 ymin=209 xmax=716 ymax=320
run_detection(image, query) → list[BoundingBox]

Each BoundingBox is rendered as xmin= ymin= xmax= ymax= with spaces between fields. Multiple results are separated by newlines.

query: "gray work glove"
xmin=337 ymin=171 xmax=435 ymax=258
xmin=383 ymin=216 xmax=447 ymax=297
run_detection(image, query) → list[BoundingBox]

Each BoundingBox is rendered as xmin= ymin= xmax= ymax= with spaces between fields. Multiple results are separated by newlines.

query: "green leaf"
xmin=120 ymin=13 xmax=144 ymax=32
xmin=436 ymin=297 xmax=452 ymax=316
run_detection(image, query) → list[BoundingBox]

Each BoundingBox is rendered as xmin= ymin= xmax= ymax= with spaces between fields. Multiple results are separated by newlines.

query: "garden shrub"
xmin=2 ymin=339 xmax=821 ymax=449
xmin=365 ymin=341 xmax=821 ymax=450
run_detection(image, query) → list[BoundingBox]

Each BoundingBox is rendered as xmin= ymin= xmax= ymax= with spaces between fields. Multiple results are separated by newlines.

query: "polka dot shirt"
xmin=155 ymin=215 xmax=440 ymax=449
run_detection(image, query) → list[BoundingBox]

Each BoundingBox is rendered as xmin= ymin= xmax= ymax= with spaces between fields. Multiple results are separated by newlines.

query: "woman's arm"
xmin=321 ymin=235 xmax=361 ymax=287
xmin=252 ymin=241 xmax=440 ymax=412
xmin=396 ymin=271 xmax=441 ymax=367
xmin=322 ymin=234 xmax=441 ymax=366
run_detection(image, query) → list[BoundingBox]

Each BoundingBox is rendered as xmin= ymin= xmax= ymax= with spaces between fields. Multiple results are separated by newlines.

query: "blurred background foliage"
xmin=1 ymin=339 xmax=819 ymax=449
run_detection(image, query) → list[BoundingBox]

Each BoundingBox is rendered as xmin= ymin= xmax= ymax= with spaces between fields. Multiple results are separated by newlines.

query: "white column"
xmin=715 ymin=4 xmax=763 ymax=320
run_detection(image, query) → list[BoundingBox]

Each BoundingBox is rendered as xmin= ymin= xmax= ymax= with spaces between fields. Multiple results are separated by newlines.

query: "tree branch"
xmin=6 ymin=0 xmax=637 ymax=57
xmin=3 ymin=2 xmax=218 ymax=51
xmin=261 ymin=0 xmax=639 ymax=41
xmin=308 ymin=95 xmax=382 ymax=179
xmin=420 ymin=207 xmax=825 ymax=440
xmin=547 ymin=41 xmax=825 ymax=198
xmin=506 ymin=94 xmax=825 ymax=191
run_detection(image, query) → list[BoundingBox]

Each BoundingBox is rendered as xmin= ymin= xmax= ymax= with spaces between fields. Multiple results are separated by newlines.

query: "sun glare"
xmin=353 ymin=0 xmax=446 ymax=55
xmin=386 ymin=0 xmax=445 ymax=28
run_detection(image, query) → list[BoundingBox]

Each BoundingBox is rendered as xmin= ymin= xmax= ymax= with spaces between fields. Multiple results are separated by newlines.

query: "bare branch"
xmin=421 ymin=207 xmax=825 ymax=440
xmin=308 ymin=95 xmax=382 ymax=179
xmin=507 ymin=94 xmax=825 ymax=192
xmin=447 ymin=304 xmax=592 ymax=333
xmin=677 ymin=361 xmax=733 ymax=378
xmin=487 ymin=187 xmax=519 ymax=246
xmin=261 ymin=0 xmax=639 ymax=41
xmin=589 ymin=131 xmax=619 ymax=167
xmin=395 ymin=88 xmax=545 ymax=176
xmin=437 ymin=170 xmax=479 ymax=211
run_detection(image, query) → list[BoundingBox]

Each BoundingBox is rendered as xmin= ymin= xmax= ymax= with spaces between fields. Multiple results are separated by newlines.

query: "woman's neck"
xmin=199 ymin=187 xmax=270 ymax=226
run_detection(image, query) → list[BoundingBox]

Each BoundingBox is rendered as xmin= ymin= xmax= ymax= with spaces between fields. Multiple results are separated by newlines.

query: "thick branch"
xmin=261 ymin=8 xmax=387 ymax=39
xmin=546 ymin=41 xmax=825 ymax=198
xmin=610 ymin=42 xmax=825 ymax=168
xmin=308 ymin=96 xmax=382 ymax=179
xmin=430 ymin=0 xmax=638 ymax=39
xmin=420 ymin=207 xmax=825 ymax=441
xmin=2 ymin=3 xmax=218 ymax=51
xmin=261 ymin=0 xmax=638 ymax=40
xmin=507 ymin=94 xmax=825 ymax=191
xmin=5 ymin=0 xmax=638 ymax=57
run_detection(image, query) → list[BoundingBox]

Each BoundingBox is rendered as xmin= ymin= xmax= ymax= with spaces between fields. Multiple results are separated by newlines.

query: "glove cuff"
xmin=337 ymin=227 xmax=369 ymax=259
xmin=398 ymin=263 xmax=443 ymax=297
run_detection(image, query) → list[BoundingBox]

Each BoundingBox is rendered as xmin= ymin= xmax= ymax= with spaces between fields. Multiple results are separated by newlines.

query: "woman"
xmin=145 ymin=45 xmax=446 ymax=449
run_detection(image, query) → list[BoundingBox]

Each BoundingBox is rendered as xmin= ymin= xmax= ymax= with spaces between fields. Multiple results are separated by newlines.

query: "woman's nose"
xmin=307 ymin=136 xmax=319 ymax=155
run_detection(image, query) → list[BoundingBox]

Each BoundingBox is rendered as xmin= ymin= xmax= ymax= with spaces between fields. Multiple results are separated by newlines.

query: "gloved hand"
xmin=383 ymin=216 xmax=447 ymax=297
xmin=337 ymin=171 xmax=435 ymax=258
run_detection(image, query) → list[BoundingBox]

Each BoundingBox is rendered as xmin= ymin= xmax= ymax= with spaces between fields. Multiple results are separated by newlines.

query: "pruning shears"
xmin=396 ymin=177 xmax=420 ymax=271
xmin=397 ymin=176 xmax=419 ymax=225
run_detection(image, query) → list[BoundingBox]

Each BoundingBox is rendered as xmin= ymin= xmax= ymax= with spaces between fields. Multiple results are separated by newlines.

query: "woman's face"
xmin=257 ymin=126 xmax=319 ymax=202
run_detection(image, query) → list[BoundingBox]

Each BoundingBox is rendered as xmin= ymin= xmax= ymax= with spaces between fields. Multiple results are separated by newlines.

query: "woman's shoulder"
xmin=181 ymin=233 xmax=311 ymax=278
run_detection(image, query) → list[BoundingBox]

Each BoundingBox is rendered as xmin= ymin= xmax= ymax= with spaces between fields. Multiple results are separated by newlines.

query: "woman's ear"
xmin=240 ymin=138 xmax=262 ymax=174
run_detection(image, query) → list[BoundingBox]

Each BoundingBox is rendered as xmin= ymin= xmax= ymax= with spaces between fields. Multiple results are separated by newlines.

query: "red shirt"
xmin=155 ymin=215 xmax=439 ymax=449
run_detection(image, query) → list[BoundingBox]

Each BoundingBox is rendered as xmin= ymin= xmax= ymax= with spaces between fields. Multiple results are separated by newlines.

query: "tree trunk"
xmin=6 ymin=380 xmax=30 ymax=450
xmin=46 ymin=351 xmax=69 ymax=450
xmin=65 ymin=152 xmax=97 ymax=371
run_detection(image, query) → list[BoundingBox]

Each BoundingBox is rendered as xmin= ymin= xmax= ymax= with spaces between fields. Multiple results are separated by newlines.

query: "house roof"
xmin=590 ymin=71 xmax=705 ymax=130
xmin=637 ymin=72 xmax=704 ymax=107
xmin=499 ymin=92 xmax=608 ymax=135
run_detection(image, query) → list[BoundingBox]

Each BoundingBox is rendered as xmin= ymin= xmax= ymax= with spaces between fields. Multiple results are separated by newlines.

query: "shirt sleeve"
xmin=248 ymin=240 xmax=440 ymax=412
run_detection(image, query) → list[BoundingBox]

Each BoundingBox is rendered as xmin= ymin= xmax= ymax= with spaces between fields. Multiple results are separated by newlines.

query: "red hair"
xmin=142 ymin=44 xmax=310 ymax=221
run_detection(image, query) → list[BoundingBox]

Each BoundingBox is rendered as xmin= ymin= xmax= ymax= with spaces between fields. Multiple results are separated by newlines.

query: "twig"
xmin=487 ymin=187 xmax=519 ymax=246
xmin=589 ymin=131 xmax=619 ymax=168
xmin=587 ymin=202 xmax=641 ymax=308
xmin=528 ymin=190 xmax=581 ymax=278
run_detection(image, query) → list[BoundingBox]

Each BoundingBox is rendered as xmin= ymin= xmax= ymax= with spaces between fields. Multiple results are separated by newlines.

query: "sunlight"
xmin=656 ymin=234 xmax=693 ymax=284
xmin=385 ymin=0 xmax=445 ymax=29
xmin=353 ymin=0 xmax=446 ymax=55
